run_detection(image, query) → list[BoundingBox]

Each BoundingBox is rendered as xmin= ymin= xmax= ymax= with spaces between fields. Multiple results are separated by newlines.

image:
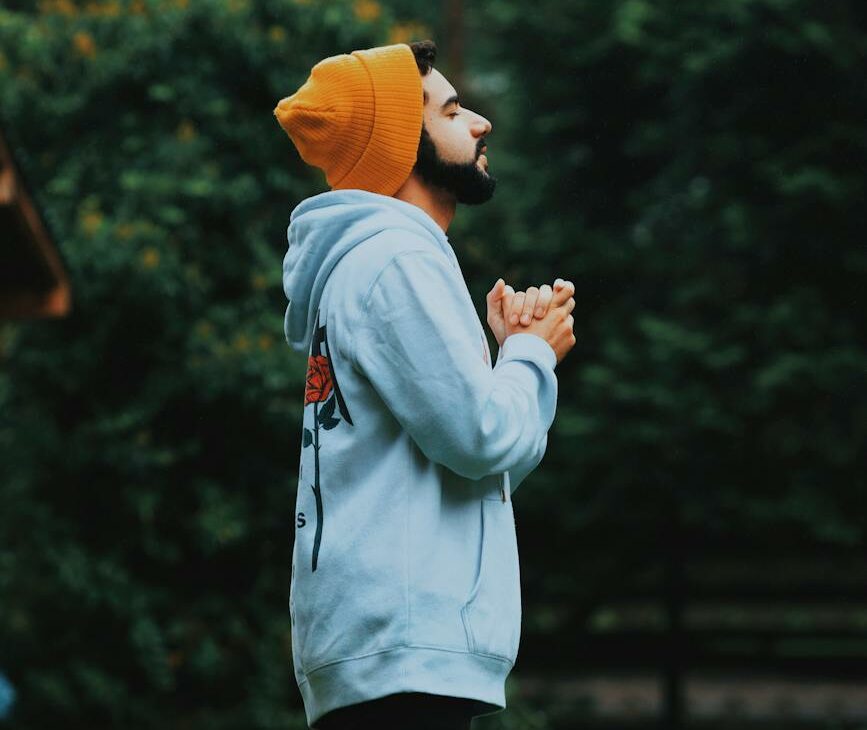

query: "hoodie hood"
xmin=282 ymin=189 xmax=458 ymax=353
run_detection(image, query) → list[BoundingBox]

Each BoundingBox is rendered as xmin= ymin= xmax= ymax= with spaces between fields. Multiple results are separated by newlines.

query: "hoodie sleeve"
xmin=494 ymin=346 xmax=548 ymax=495
xmin=350 ymin=248 xmax=558 ymax=482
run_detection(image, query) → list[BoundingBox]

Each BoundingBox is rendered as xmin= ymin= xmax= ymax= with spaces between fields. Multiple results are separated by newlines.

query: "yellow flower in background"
xmin=258 ymin=334 xmax=274 ymax=351
xmin=130 ymin=0 xmax=146 ymax=14
xmin=176 ymin=119 xmax=196 ymax=142
xmin=353 ymin=0 xmax=380 ymax=22
xmin=0 ymin=52 xmax=7 ymax=72
xmin=115 ymin=223 xmax=135 ymax=240
xmin=72 ymin=31 xmax=96 ymax=58
xmin=83 ymin=0 xmax=120 ymax=16
xmin=38 ymin=0 xmax=77 ymax=16
xmin=388 ymin=21 xmax=429 ymax=45
xmin=251 ymin=273 xmax=267 ymax=290
xmin=196 ymin=321 xmax=214 ymax=338
xmin=81 ymin=211 xmax=103 ymax=235
xmin=173 ymin=0 xmax=188 ymax=8
xmin=227 ymin=0 xmax=248 ymax=13
xmin=141 ymin=247 xmax=160 ymax=269
xmin=233 ymin=334 xmax=251 ymax=352
xmin=268 ymin=25 xmax=285 ymax=42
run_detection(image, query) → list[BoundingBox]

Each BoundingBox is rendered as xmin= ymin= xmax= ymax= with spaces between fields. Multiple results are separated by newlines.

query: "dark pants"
xmin=313 ymin=692 xmax=480 ymax=729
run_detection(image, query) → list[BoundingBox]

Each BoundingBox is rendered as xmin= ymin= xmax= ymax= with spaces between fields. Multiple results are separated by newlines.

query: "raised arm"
xmin=350 ymin=249 xmax=558 ymax=482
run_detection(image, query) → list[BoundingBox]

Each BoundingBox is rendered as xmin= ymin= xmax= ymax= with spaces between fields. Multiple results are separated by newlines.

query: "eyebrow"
xmin=440 ymin=94 xmax=460 ymax=111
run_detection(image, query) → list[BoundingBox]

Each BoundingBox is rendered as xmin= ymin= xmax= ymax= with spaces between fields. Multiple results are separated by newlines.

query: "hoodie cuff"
xmin=499 ymin=333 xmax=557 ymax=370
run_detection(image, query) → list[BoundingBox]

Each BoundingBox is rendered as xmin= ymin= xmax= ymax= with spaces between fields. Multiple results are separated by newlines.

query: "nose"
xmin=472 ymin=111 xmax=492 ymax=138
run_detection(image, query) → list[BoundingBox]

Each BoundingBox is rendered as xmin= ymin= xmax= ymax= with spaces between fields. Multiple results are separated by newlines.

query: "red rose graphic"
xmin=305 ymin=355 xmax=333 ymax=405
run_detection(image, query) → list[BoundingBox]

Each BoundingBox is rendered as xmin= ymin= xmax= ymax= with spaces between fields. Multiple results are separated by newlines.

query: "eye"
xmin=449 ymin=111 xmax=460 ymax=118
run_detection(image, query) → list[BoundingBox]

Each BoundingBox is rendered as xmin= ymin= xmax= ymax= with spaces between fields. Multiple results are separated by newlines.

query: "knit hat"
xmin=273 ymin=43 xmax=424 ymax=197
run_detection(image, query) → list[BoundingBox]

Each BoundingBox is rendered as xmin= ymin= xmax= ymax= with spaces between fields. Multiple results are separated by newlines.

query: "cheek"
xmin=431 ymin=124 xmax=465 ymax=155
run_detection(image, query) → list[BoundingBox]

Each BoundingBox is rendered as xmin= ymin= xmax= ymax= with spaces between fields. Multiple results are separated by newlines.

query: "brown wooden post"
xmin=662 ymin=482 xmax=685 ymax=729
xmin=0 ymin=125 xmax=71 ymax=319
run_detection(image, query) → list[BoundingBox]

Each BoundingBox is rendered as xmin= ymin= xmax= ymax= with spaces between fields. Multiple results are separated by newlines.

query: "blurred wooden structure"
xmin=0 ymin=121 xmax=70 ymax=319
xmin=519 ymin=529 xmax=867 ymax=729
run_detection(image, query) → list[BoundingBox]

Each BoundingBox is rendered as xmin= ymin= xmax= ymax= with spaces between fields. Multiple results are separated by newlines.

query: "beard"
xmin=412 ymin=123 xmax=497 ymax=205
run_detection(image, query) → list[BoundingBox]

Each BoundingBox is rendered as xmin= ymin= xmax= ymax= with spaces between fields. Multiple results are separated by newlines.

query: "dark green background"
xmin=1 ymin=1 xmax=865 ymax=727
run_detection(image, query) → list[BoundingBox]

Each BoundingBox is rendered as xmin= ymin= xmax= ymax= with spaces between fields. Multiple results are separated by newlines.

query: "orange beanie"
xmin=273 ymin=43 xmax=424 ymax=197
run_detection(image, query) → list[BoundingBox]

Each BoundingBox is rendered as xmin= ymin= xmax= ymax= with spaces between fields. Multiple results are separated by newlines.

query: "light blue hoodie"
xmin=282 ymin=189 xmax=558 ymax=727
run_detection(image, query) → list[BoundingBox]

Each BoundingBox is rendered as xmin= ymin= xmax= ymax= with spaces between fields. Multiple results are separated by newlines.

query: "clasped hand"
xmin=485 ymin=278 xmax=577 ymax=365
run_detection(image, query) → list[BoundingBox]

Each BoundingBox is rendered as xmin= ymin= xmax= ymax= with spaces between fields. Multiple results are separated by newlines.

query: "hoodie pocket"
xmin=460 ymin=498 xmax=522 ymax=663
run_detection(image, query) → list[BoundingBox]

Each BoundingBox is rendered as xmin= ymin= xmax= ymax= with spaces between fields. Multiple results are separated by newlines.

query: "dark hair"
xmin=409 ymin=40 xmax=437 ymax=76
xmin=409 ymin=40 xmax=437 ymax=151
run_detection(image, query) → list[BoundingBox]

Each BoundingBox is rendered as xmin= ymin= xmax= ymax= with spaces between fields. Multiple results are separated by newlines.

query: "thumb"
xmin=487 ymin=278 xmax=505 ymax=300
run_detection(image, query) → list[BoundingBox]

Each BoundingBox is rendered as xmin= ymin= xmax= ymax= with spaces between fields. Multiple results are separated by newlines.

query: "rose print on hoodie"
xmin=301 ymin=309 xmax=352 ymax=572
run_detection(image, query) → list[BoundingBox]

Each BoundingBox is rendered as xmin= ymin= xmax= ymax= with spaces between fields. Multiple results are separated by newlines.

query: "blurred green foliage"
xmin=464 ymin=0 xmax=866 ymax=607
xmin=0 ymin=0 xmax=865 ymax=728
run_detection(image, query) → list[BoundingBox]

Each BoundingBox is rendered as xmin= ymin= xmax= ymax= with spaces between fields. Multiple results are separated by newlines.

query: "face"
xmin=413 ymin=68 xmax=496 ymax=205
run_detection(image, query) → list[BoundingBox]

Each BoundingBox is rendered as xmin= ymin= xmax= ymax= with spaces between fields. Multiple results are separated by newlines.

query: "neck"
xmin=393 ymin=172 xmax=456 ymax=234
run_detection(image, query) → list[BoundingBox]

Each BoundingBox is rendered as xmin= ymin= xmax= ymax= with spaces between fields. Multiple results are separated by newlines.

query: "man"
xmin=273 ymin=40 xmax=576 ymax=729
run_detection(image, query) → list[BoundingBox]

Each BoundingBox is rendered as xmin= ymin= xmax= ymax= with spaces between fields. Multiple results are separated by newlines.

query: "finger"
xmin=535 ymin=284 xmax=553 ymax=318
xmin=520 ymin=286 xmax=540 ymax=325
xmin=552 ymin=279 xmax=575 ymax=306
xmin=510 ymin=291 xmax=526 ymax=325
xmin=566 ymin=296 xmax=575 ymax=313
xmin=487 ymin=278 xmax=505 ymax=301
xmin=502 ymin=285 xmax=515 ymax=319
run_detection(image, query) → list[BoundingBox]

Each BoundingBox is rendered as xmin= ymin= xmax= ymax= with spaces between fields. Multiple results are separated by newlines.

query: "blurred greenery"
xmin=1 ymin=0 xmax=865 ymax=727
